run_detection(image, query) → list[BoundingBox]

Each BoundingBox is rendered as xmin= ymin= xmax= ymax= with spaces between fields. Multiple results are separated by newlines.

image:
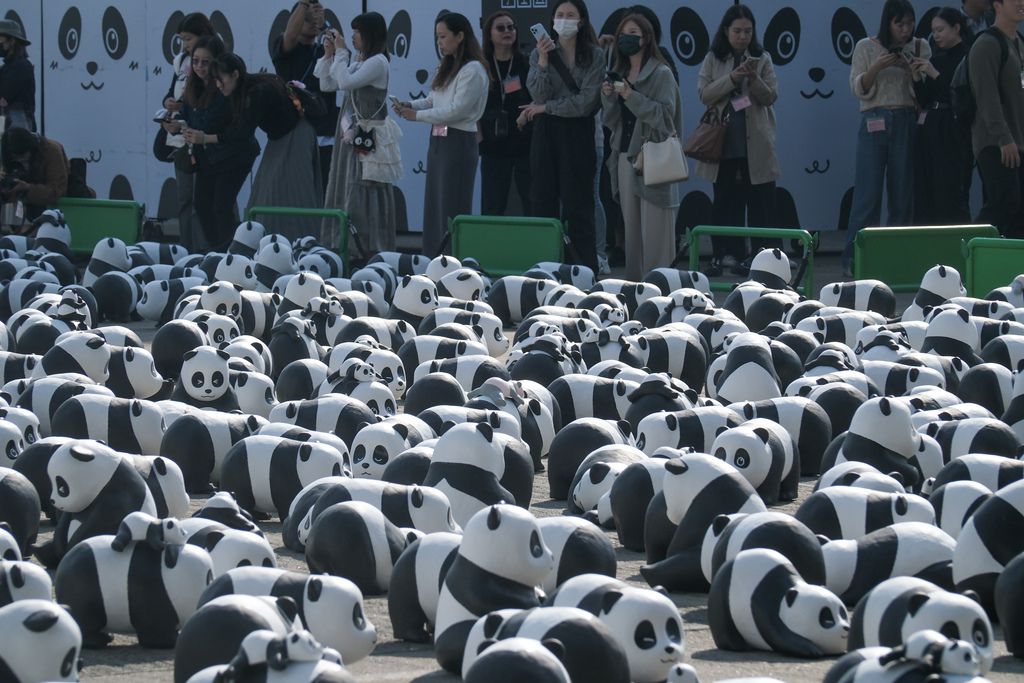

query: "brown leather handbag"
xmin=683 ymin=106 xmax=730 ymax=163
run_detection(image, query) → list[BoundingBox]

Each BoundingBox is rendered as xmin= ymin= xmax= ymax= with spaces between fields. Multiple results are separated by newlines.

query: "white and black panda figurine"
xmin=794 ymin=488 xmax=934 ymax=541
xmin=546 ymin=417 xmax=633 ymax=501
xmin=821 ymin=522 xmax=957 ymax=606
xmin=0 ymin=599 xmax=82 ymax=682
xmin=158 ymin=411 xmax=268 ymax=493
xmin=35 ymin=440 xmax=158 ymax=568
xmin=535 ymin=517 xmax=616 ymax=594
xmin=433 ymin=505 xmax=553 ymax=674
xmin=711 ymin=421 xmax=797 ymax=505
xmin=952 ymin=478 xmax=1024 ymax=616
xmin=388 ymin=274 xmax=439 ymax=328
xmin=267 ymin=394 xmax=378 ymax=449
xmin=813 ymin=461 xmax=906 ymax=495
xmin=82 ymin=237 xmax=132 ymax=288
xmin=54 ymin=528 xmax=214 ymax=648
xmin=701 ymin=511 xmax=826 ymax=588
xmin=173 ymin=595 xmax=303 ymax=683
xmin=902 ymin=265 xmax=967 ymax=322
xmin=546 ymin=574 xmax=685 ymax=683
xmin=0 ymin=467 xmax=41 ymax=555
xmin=192 ymin=491 xmax=262 ymax=536
xmin=349 ymin=416 xmax=431 ymax=480
xmin=387 ymin=531 xmax=463 ymax=643
xmin=178 ymin=521 xmax=277 ymax=578
xmin=606 ymin=459 xmax=670 ymax=551
xmin=34 ymin=332 xmax=110 ymax=384
xmin=827 ymin=631 xmax=984 ymax=683
xmin=486 ymin=276 xmax=555 ymax=326
xmin=50 ymin=395 xmax=166 ymax=456
xmin=109 ymin=511 xmax=189 ymax=552
xmin=921 ymin=307 xmax=983 ymax=366
xmin=464 ymin=637 xmax=571 ymax=683
xmin=848 ymin=577 xmax=994 ymax=673
xmin=304 ymin=500 xmax=410 ymax=595
xmin=708 ymin=548 xmax=849 ymax=658
xmin=995 ymin=552 xmax=1024 ymax=658
xmin=170 ymin=346 xmax=241 ymax=412
xmin=819 ymin=279 xmax=897 ymax=317
xmin=711 ymin=333 xmax=782 ymax=405
xmin=185 ymin=627 xmax=351 ymax=683
xmin=199 ymin=567 xmax=377 ymax=664
xmin=0 ymin=559 xmax=51 ymax=606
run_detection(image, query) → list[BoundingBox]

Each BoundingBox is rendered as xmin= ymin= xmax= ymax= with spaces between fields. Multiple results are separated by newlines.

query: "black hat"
xmin=0 ymin=20 xmax=30 ymax=46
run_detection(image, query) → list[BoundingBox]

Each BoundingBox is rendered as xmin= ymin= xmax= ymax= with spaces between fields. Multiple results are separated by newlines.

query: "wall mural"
xmin=5 ymin=1 xmax=949 ymax=240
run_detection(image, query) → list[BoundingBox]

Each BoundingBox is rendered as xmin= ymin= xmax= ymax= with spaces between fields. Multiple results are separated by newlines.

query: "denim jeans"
xmin=844 ymin=108 xmax=916 ymax=264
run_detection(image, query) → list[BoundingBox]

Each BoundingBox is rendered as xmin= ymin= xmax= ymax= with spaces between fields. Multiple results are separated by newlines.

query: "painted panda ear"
xmin=307 ymin=577 xmax=323 ymax=601
xmin=69 ymin=445 xmax=96 ymax=463
xmin=784 ymin=587 xmax=799 ymax=608
xmin=665 ymin=414 xmax=677 ymax=430
xmin=401 ymin=275 xmax=412 ymax=287
xmin=393 ymin=424 xmax=409 ymax=440
xmin=599 ymin=590 xmax=623 ymax=615
xmin=711 ymin=514 xmax=732 ymax=536
xmin=894 ymin=495 xmax=909 ymax=515
xmin=182 ymin=349 xmax=199 ymax=362
xmin=540 ymin=638 xmax=567 ymax=662
xmin=441 ymin=420 xmax=457 ymax=433
xmin=22 ymin=610 xmax=59 ymax=633
xmin=275 ymin=596 xmax=300 ymax=623
xmin=878 ymin=397 xmax=892 ymax=416
xmin=476 ymin=422 xmax=494 ymax=442
xmin=203 ymin=531 xmax=225 ymax=551
xmin=616 ymin=420 xmax=631 ymax=438
xmin=664 ymin=459 xmax=688 ymax=475
xmin=907 ymin=593 xmax=930 ymax=616
xmin=410 ymin=486 xmax=424 ymax=508
xmin=815 ymin=534 xmax=830 ymax=546
xmin=486 ymin=505 xmax=501 ymax=530
xmin=8 ymin=564 xmax=24 ymax=588
xmin=961 ymin=589 xmax=982 ymax=605
xmin=938 ymin=265 xmax=947 ymax=277
xmin=752 ymin=427 xmax=771 ymax=444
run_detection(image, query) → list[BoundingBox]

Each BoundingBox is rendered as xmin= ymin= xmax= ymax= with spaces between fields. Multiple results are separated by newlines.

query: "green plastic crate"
xmin=853 ymin=225 xmax=998 ymax=292
xmin=449 ymin=215 xmax=564 ymax=276
xmin=687 ymin=225 xmax=817 ymax=296
xmin=246 ymin=206 xmax=349 ymax=272
xmin=965 ymin=236 xmax=1024 ymax=297
xmin=57 ymin=197 xmax=143 ymax=254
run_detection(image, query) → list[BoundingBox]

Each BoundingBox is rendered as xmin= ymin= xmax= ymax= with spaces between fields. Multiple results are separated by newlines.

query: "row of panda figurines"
xmin=0 ymin=220 xmax=1019 ymax=683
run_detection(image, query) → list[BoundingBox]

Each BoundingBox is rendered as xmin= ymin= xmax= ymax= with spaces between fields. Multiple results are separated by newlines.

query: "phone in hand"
xmin=530 ymin=23 xmax=550 ymax=44
xmin=388 ymin=95 xmax=401 ymax=106
xmin=605 ymin=71 xmax=622 ymax=84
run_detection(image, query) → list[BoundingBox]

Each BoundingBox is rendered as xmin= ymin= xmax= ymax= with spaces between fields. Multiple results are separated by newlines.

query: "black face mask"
xmin=617 ymin=34 xmax=642 ymax=57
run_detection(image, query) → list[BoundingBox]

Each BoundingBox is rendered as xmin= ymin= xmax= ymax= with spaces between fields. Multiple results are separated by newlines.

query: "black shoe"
xmin=706 ymin=259 xmax=723 ymax=277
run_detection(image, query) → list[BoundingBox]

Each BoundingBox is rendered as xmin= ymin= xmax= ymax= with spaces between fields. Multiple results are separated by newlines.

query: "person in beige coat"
xmin=602 ymin=12 xmax=684 ymax=281
xmin=696 ymin=3 xmax=780 ymax=277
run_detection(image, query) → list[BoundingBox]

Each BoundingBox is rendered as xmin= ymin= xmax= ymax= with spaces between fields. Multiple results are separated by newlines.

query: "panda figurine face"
xmin=47 ymin=441 xmax=122 ymax=513
xmin=597 ymin=586 xmax=685 ymax=682
xmin=351 ymin=422 xmax=415 ymax=479
xmin=393 ymin=275 xmax=439 ymax=320
xmin=0 ymin=422 xmax=24 ymax=465
xmin=780 ymin=582 xmax=850 ymax=654
xmin=186 ymin=312 xmax=240 ymax=348
xmin=215 ymin=255 xmax=259 ymax=290
xmin=199 ymin=282 xmax=243 ymax=320
xmin=180 ymin=346 xmax=232 ymax=402
xmin=0 ymin=599 xmax=82 ymax=682
xmin=459 ymin=505 xmax=554 ymax=588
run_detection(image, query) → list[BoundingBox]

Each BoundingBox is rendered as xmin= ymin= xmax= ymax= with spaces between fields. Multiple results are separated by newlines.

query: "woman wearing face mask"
xmin=697 ymin=4 xmax=780 ymax=278
xmin=160 ymin=12 xmax=216 ymax=252
xmin=393 ymin=12 xmax=488 ymax=257
xmin=316 ymin=12 xmax=401 ymax=257
xmin=179 ymin=36 xmax=259 ymax=252
xmin=211 ymin=53 xmax=322 ymax=243
xmin=601 ymin=13 xmax=682 ymax=281
xmin=479 ymin=11 xmax=533 ymax=216
xmin=525 ymin=0 xmax=605 ymax=273
xmin=912 ymin=8 xmax=972 ymax=225
xmin=845 ymin=0 xmax=929 ymax=276
xmin=0 ymin=19 xmax=35 ymax=132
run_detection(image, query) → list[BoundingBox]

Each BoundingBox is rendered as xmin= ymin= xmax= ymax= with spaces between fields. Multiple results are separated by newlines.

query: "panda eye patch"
xmin=818 ymin=607 xmax=835 ymax=629
xmin=58 ymin=7 xmax=82 ymax=60
xmin=212 ymin=372 xmax=224 ymax=387
xmin=352 ymin=445 xmax=366 ymax=464
xmin=191 ymin=372 xmax=204 ymax=388
xmin=940 ymin=622 xmax=961 ymax=640
xmin=372 ymin=446 xmax=389 ymax=465
xmin=529 ymin=530 xmax=543 ymax=558
xmin=102 ymin=7 xmax=129 ymax=60
xmin=634 ymin=621 xmax=657 ymax=649
xmin=666 ymin=618 xmax=681 ymax=643
xmin=353 ymin=603 xmax=366 ymax=629
xmin=972 ymin=620 xmax=988 ymax=646
xmin=733 ymin=448 xmax=750 ymax=469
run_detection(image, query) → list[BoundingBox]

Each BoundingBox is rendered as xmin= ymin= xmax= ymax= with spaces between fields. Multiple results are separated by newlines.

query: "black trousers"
xmin=196 ymin=161 xmax=253 ymax=252
xmin=481 ymin=152 xmax=531 ymax=216
xmin=711 ymin=157 xmax=777 ymax=259
xmin=318 ymin=144 xmax=333 ymax=196
xmin=914 ymin=109 xmax=972 ymax=225
xmin=530 ymin=114 xmax=597 ymax=271
xmin=976 ymin=145 xmax=1024 ymax=238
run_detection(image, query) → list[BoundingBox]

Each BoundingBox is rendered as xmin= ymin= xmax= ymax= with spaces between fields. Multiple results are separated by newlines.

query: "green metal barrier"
xmin=246 ymin=206 xmax=348 ymax=270
xmin=57 ymin=197 xmax=143 ymax=254
xmin=964 ymin=236 xmax=1024 ymax=297
xmin=687 ymin=225 xmax=817 ymax=296
xmin=449 ymin=215 xmax=565 ymax=276
xmin=853 ymin=224 xmax=998 ymax=292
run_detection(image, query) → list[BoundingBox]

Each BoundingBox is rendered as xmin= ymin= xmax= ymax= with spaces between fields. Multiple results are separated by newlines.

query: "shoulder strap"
xmin=549 ymin=50 xmax=580 ymax=95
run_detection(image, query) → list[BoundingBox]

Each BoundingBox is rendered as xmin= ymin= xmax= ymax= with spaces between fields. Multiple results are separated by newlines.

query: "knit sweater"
xmin=969 ymin=28 xmax=1024 ymax=154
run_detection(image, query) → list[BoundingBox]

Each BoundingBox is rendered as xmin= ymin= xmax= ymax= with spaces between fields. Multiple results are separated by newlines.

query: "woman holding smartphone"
xmin=844 ymin=0 xmax=929 ymax=276
xmin=393 ymin=12 xmax=488 ymax=257
xmin=696 ymin=3 xmax=780 ymax=277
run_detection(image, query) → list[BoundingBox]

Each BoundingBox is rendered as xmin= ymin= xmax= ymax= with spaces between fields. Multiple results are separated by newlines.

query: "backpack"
xmin=951 ymin=28 xmax=1024 ymax=129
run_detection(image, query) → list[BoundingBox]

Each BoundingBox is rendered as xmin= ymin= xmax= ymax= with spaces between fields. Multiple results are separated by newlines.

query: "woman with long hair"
xmin=844 ymin=0 xmax=929 ymax=275
xmin=316 ymin=11 xmax=402 ymax=257
xmin=697 ymin=3 xmax=781 ymax=277
xmin=0 ymin=19 xmax=35 ymax=132
xmin=479 ymin=11 xmax=533 ymax=216
xmin=601 ymin=12 xmax=682 ymax=280
xmin=211 ymin=53 xmax=322 ymax=243
xmin=525 ymin=0 xmax=605 ymax=272
xmin=394 ymin=12 xmax=489 ymax=257
xmin=913 ymin=7 xmax=972 ymax=224
xmin=179 ymin=36 xmax=259 ymax=252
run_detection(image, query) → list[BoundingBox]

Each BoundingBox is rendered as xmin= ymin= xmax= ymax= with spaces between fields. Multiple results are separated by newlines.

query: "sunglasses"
xmin=494 ymin=24 xmax=517 ymax=33
xmin=192 ymin=58 xmax=211 ymax=67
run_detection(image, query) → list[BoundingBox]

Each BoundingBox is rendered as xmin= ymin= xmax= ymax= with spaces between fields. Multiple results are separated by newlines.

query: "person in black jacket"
xmin=479 ymin=11 xmax=533 ymax=216
xmin=912 ymin=7 xmax=973 ymax=224
xmin=0 ymin=20 xmax=35 ymax=132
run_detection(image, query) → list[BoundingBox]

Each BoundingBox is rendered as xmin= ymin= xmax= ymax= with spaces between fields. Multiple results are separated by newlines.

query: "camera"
xmin=0 ymin=168 xmax=26 ymax=195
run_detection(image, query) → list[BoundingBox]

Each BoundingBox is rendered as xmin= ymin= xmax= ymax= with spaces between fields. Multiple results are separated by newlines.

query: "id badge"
xmin=866 ymin=117 xmax=886 ymax=133
xmin=494 ymin=112 xmax=511 ymax=139
xmin=503 ymin=76 xmax=522 ymax=94
xmin=431 ymin=124 xmax=449 ymax=137
xmin=730 ymin=95 xmax=752 ymax=111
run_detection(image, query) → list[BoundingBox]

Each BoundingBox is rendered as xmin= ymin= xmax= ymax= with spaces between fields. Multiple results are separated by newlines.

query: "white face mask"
xmin=553 ymin=18 xmax=579 ymax=39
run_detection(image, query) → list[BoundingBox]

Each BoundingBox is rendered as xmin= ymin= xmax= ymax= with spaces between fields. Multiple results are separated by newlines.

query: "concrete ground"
xmin=53 ymin=247 xmax=1024 ymax=682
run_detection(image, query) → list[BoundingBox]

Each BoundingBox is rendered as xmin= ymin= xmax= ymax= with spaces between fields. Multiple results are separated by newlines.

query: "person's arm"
xmin=415 ymin=63 xmax=489 ymax=124
xmin=697 ymin=55 xmax=735 ymax=107
xmin=22 ymin=142 xmax=68 ymax=207
xmin=313 ymin=53 xmax=339 ymax=92
xmin=621 ymin=67 xmax=677 ymax=134
xmin=281 ymin=1 xmax=315 ymax=55
xmin=527 ymin=48 xmax=556 ymax=104
xmin=330 ymin=51 xmax=388 ymax=91
xmin=601 ymin=83 xmax=622 ymax=131
xmin=747 ymin=54 xmax=778 ymax=106
xmin=544 ymin=50 xmax=603 ymax=117
xmin=970 ymin=36 xmax=1015 ymax=147
xmin=0 ymin=60 xmax=34 ymax=110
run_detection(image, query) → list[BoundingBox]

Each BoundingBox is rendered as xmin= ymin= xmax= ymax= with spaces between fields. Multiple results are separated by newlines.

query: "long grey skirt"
xmin=323 ymin=136 xmax=397 ymax=256
xmin=423 ymin=127 xmax=478 ymax=258
xmin=246 ymin=118 xmax=324 ymax=243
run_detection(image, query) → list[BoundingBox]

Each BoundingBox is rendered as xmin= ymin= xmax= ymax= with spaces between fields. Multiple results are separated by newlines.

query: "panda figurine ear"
xmin=410 ymin=486 xmax=424 ymax=508
xmin=753 ymin=427 xmax=771 ymax=444
xmin=483 ymin=612 xmax=505 ymax=638
xmin=182 ymin=349 xmax=199 ymax=361
xmin=131 ymin=400 xmax=143 ymax=417
xmin=961 ymin=589 xmax=982 ymax=605
xmin=907 ymin=593 xmax=931 ymax=616
xmin=895 ymin=495 xmax=909 ymax=515
xmin=486 ymin=505 xmax=501 ymax=530
xmin=784 ymin=587 xmax=799 ymax=608
xmin=275 ymin=596 xmax=300 ymax=623
xmin=616 ymin=420 xmax=631 ymax=438
xmin=711 ymin=514 xmax=732 ymax=536
xmin=393 ymin=423 xmax=409 ymax=440
xmin=69 ymin=445 xmax=96 ymax=462
xmin=815 ymin=534 xmax=830 ymax=546
xmin=476 ymin=422 xmax=494 ymax=442
xmin=22 ymin=609 xmax=59 ymax=633
xmin=203 ymin=531 xmax=225 ymax=552
xmin=599 ymin=590 xmax=623 ymax=615
xmin=665 ymin=414 xmax=678 ymax=430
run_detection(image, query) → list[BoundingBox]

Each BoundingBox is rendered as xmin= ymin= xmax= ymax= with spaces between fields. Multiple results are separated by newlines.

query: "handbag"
xmin=636 ymin=134 xmax=689 ymax=185
xmin=683 ymin=106 xmax=730 ymax=163
xmin=173 ymin=145 xmax=195 ymax=175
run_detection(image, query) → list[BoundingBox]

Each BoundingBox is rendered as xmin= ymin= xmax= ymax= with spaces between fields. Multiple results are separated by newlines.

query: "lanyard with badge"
xmin=492 ymin=54 xmax=521 ymax=139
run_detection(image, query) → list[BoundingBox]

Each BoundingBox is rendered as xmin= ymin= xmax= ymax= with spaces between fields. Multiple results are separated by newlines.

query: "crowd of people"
xmin=0 ymin=0 xmax=1022 ymax=278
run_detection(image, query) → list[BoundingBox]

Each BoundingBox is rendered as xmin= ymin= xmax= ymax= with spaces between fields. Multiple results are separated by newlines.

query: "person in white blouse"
xmin=393 ymin=12 xmax=489 ymax=257
xmin=315 ymin=11 xmax=402 ymax=257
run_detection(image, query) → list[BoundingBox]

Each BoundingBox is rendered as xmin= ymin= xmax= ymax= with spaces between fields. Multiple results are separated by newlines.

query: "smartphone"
xmin=388 ymin=95 xmax=401 ymax=105
xmin=889 ymin=46 xmax=903 ymax=55
xmin=530 ymin=23 xmax=550 ymax=44
xmin=605 ymin=71 xmax=622 ymax=83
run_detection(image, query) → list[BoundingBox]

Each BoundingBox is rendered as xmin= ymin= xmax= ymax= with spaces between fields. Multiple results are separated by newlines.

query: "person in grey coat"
xmin=602 ymin=12 xmax=683 ymax=281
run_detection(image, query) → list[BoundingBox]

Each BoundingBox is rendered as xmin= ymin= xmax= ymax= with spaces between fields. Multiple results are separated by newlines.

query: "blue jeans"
xmin=844 ymin=108 xmax=916 ymax=264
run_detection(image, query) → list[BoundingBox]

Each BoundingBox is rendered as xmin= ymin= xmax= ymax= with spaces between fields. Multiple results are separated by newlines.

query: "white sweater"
xmin=314 ymin=50 xmax=389 ymax=93
xmin=411 ymin=61 xmax=489 ymax=133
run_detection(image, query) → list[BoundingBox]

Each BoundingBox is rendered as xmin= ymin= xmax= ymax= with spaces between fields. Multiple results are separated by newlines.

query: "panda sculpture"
xmin=0 ymin=600 xmax=82 ymax=683
xmin=922 ymin=417 xmax=1020 ymax=464
xmin=565 ymin=444 xmax=646 ymax=514
xmin=826 ymin=631 xmax=984 ymax=683
xmin=350 ymin=416 xmax=432 ymax=480
xmin=34 ymin=332 xmax=110 ymax=384
xmin=848 ymin=577 xmax=994 ymax=673
xmin=433 ymin=505 xmax=553 ymax=673
xmin=546 ymin=417 xmax=633 ymax=501
xmin=0 ymin=560 xmax=51 ymax=606
xmin=700 ymin=511 xmax=826 ymax=587
xmin=708 ymin=549 xmax=849 ymax=658
xmin=535 ymin=517 xmax=616 ymax=594
xmin=169 ymin=346 xmax=240 ymax=412
xmin=54 ymin=531 xmax=214 ymax=648
xmin=711 ymin=333 xmax=782 ymax=405
xmin=813 ymin=461 xmax=906 ymax=494
xmin=486 ymin=276 xmax=555 ymax=326
xmin=267 ymin=394 xmax=378 ymax=448
xmin=198 ymin=567 xmax=377 ymax=664
xmin=387 ymin=531 xmax=463 ymax=643
xmin=711 ymin=421 xmax=798 ymax=505
xmin=463 ymin=637 xmax=571 ymax=683
xmin=179 ymin=521 xmax=277 ymax=577
xmin=902 ymin=265 xmax=967 ymax=322
xmin=159 ymin=411 xmax=267 ymax=492
xmin=819 ymin=280 xmax=896 ymax=317
xmin=545 ymin=574 xmax=685 ymax=683
xmin=49 ymin=395 xmax=165 ymax=456
xmin=186 ymin=628 xmax=354 ymax=683
xmin=794 ymin=488 xmax=934 ymax=541
xmin=0 ymin=467 xmax=41 ymax=554
xmin=606 ymin=459 xmax=670 ymax=551
xmin=727 ymin=397 xmax=833 ymax=476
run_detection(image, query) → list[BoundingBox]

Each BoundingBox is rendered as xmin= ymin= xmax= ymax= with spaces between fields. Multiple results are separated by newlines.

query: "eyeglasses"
xmin=494 ymin=24 xmax=517 ymax=33
xmin=192 ymin=58 xmax=211 ymax=67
